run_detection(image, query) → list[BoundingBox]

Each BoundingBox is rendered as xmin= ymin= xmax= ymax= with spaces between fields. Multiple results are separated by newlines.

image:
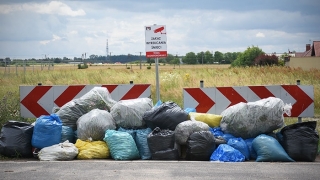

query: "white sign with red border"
xmin=145 ymin=25 xmax=167 ymax=58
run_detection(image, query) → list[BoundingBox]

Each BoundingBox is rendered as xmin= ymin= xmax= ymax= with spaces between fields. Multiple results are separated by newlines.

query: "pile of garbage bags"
xmin=0 ymin=87 xmax=319 ymax=162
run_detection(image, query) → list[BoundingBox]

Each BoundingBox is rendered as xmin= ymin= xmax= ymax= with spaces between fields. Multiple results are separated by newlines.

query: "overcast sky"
xmin=0 ymin=0 xmax=319 ymax=59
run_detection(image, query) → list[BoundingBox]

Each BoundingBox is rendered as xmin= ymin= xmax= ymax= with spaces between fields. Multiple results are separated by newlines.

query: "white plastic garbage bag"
xmin=38 ymin=141 xmax=78 ymax=161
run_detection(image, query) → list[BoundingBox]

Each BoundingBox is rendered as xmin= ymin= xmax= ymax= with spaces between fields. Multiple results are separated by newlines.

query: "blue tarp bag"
xmin=227 ymin=137 xmax=250 ymax=160
xmin=31 ymin=114 xmax=62 ymax=149
xmin=244 ymin=138 xmax=257 ymax=160
xmin=104 ymin=130 xmax=140 ymax=160
xmin=61 ymin=126 xmax=75 ymax=143
xmin=136 ymin=128 xmax=152 ymax=160
xmin=118 ymin=127 xmax=136 ymax=139
xmin=209 ymin=127 xmax=224 ymax=137
xmin=222 ymin=133 xmax=235 ymax=142
xmin=184 ymin=108 xmax=196 ymax=114
xmin=210 ymin=144 xmax=245 ymax=162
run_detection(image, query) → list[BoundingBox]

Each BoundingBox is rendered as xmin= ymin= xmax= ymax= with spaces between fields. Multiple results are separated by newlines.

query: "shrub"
xmin=254 ymin=54 xmax=278 ymax=66
xmin=78 ymin=63 xmax=88 ymax=69
xmin=147 ymin=66 xmax=151 ymax=69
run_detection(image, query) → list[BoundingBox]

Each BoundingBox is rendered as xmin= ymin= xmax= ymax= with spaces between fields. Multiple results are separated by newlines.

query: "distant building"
xmin=287 ymin=41 xmax=320 ymax=70
xmin=295 ymin=41 xmax=320 ymax=57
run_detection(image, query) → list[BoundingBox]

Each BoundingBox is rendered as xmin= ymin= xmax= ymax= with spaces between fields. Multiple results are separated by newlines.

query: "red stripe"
xmin=121 ymin=85 xmax=149 ymax=100
xmin=185 ymin=88 xmax=215 ymax=113
xmin=217 ymin=87 xmax=247 ymax=107
xmin=282 ymin=85 xmax=313 ymax=117
xmin=21 ymin=86 xmax=52 ymax=117
xmin=249 ymin=86 xmax=274 ymax=99
xmin=54 ymin=85 xmax=85 ymax=107
xmin=101 ymin=85 xmax=118 ymax=93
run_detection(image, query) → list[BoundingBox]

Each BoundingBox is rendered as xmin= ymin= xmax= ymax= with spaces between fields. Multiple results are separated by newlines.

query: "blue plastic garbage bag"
xmin=210 ymin=144 xmax=245 ymax=162
xmin=61 ymin=126 xmax=75 ymax=143
xmin=244 ymin=138 xmax=257 ymax=160
xmin=135 ymin=128 xmax=152 ymax=160
xmin=227 ymin=137 xmax=250 ymax=160
xmin=118 ymin=127 xmax=136 ymax=139
xmin=209 ymin=127 xmax=224 ymax=137
xmin=32 ymin=114 xmax=62 ymax=149
xmin=252 ymin=134 xmax=294 ymax=162
xmin=104 ymin=130 xmax=140 ymax=160
xmin=184 ymin=108 xmax=196 ymax=114
xmin=222 ymin=133 xmax=235 ymax=142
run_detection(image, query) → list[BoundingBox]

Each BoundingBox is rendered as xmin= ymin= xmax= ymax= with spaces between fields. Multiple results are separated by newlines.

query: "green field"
xmin=0 ymin=64 xmax=319 ymax=130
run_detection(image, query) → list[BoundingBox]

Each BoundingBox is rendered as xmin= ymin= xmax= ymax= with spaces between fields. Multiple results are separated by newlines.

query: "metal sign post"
xmin=155 ymin=57 xmax=160 ymax=101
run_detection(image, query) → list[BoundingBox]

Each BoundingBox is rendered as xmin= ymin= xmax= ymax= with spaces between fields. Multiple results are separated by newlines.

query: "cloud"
xmin=256 ymin=32 xmax=265 ymax=38
xmin=0 ymin=1 xmax=85 ymax=16
xmin=0 ymin=0 xmax=320 ymax=59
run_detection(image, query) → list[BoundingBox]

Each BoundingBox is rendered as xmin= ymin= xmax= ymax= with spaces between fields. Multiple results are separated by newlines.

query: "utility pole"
xmin=41 ymin=54 xmax=49 ymax=71
xmin=106 ymin=39 xmax=109 ymax=62
xmin=202 ymin=51 xmax=204 ymax=65
xmin=109 ymin=52 xmax=112 ymax=63
xmin=136 ymin=52 xmax=143 ymax=69
xmin=47 ymin=55 xmax=50 ymax=70
xmin=82 ymin=52 xmax=88 ymax=64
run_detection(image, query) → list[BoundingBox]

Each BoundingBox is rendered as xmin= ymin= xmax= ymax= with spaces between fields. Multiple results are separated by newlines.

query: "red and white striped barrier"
xmin=20 ymin=84 xmax=151 ymax=118
xmin=183 ymin=85 xmax=314 ymax=117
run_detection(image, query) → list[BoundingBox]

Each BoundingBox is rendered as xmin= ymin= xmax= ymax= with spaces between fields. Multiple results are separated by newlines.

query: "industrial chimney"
xmin=306 ymin=44 xmax=311 ymax=51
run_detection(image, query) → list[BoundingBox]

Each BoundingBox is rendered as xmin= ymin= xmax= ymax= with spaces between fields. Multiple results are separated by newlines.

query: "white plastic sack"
xmin=77 ymin=109 xmax=116 ymax=141
xmin=38 ymin=141 xmax=78 ymax=161
xmin=110 ymin=98 xmax=153 ymax=128
xmin=220 ymin=97 xmax=292 ymax=139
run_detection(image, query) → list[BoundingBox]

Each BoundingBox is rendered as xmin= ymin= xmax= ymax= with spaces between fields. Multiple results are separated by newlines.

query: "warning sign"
xmin=145 ymin=25 xmax=167 ymax=58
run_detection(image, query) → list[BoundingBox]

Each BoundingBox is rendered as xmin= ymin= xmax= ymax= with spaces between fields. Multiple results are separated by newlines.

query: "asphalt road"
xmin=1 ymin=159 xmax=320 ymax=180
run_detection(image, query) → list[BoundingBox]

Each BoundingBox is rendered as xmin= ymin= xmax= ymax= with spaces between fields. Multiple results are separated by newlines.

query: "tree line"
xmin=1 ymin=46 xmax=287 ymax=67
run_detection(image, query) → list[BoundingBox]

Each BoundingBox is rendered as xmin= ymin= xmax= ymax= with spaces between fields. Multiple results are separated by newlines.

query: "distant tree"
xmin=159 ymin=58 xmax=166 ymax=63
xmin=165 ymin=54 xmax=175 ymax=63
xmin=170 ymin=57 xmax=180 ymax=64
xmin=204 ymin=51 xmax=214 ymax=64
xmin=53 ymin=58 xmax=61 ymax=63
xmin=147 ymin=58 xmax=155 ymax=66
xmin=213 ymin=51 xmax=224 ymax=63
xmin=196 ymin=51 xmax=205 ymax=64
xmin=223 ymin=52 xmax=239 ymax=64
xmin=5 ymin=57 xmax=11 ymax=62
xmin=89 ymin=54 xmax=98 ymax=60
xmin=231 ymin=46 xmax=264 ymax=67
xmin=183 ymin=52 xmax=197 ymax=64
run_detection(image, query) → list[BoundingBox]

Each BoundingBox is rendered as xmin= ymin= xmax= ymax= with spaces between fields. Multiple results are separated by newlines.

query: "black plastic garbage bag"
xmin=151 ymin=148 xmax=179 ymax=160
xmin=143 ymin=101 xmax=188 ymax=130
xmin=186 ymin=131 xmax=216 ymax=161
xmin=147 ymin=127 xmax=175 ymax=153
xmin=0 ymin=121 xmax=34 ymax=157
xmin=280 ymin=121 xmax=319 ymax=162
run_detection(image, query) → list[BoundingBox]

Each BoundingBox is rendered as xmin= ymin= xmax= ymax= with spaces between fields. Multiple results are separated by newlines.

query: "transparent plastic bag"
xmin=220 ymin=97 xmax=291 ymax=139
xmin=110 ymin=98 xmax=153 ymax=128
xmin=56 ymin=87 xmax=117 ymax=130
xmin=77 ymin=109 xmax=116 ymax=141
